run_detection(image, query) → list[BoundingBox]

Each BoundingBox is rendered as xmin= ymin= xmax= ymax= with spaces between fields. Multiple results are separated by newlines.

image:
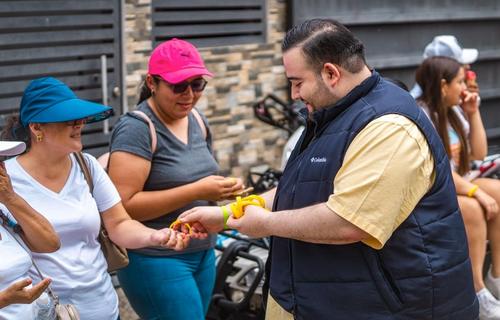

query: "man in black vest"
xmin=180 ymin=19 xmax=478 ymax=319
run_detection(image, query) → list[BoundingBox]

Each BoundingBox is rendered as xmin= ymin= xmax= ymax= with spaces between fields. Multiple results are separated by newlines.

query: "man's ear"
xmin=322 ymin=63 xmax=340 ymax=88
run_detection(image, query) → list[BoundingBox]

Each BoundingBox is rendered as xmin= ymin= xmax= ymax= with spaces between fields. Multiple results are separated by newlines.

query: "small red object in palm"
xmin=466 ymin=70 xmax=477 ymax=80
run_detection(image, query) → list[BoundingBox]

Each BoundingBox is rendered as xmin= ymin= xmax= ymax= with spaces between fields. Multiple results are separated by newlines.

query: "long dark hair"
xmin=137 ymin=75 xmax=161 ymax=105
xmin=416 ymin=56 xmax=469 ymax=175
xmin=1 ymin=115 xmax=31 ymax=151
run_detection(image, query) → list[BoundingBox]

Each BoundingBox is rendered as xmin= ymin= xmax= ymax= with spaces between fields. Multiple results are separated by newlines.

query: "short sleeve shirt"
xmin=327 ymin=114 xmax=435 ymax=249
xmin=266 ymin=114 xmax=435 ymax=319
xmin=2 ymin=153 xmax=121 ymax=320
xmin=109 ymin=101 xmax=218 ymax=255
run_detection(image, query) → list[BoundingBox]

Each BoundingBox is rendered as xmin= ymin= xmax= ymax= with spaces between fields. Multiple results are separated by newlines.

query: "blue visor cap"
xmin=20 ymin=77 xmax=113 ymax=127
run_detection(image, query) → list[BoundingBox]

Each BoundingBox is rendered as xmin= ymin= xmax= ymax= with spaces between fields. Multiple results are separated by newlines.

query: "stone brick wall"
xmin=123 ymin=0 xmax=289 ymax=178
xmin=124 ymin=0 xmax=152 ymax=109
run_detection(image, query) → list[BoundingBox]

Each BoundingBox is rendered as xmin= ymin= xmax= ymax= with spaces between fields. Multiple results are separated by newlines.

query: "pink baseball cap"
xmin=148 ymin=38 xmax=213 ymax=84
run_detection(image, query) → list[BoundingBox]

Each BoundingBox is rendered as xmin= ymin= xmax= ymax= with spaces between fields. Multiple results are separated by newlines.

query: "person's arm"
xmin=453 ymin=170 xmax=479 ymax=195
xmin=0 ymin=163 xmax=59 ymax=253
xmin=461 ymin=92 xmax=487 ymax=160
xmin=101 ymin=201 xmax=188 ymax=251
xmin=84 ymin=154 xmax=189 ymax=250
xmin=468 ymin=111 xmax=487 ymax=160
xmin=178 ymin=187 xmax=277 ymax=235
xmin=230 ymin=115 xmax=434 ymax=249
xmin=227 ymin=203 xmax=369 ymax=243
xmin=108 ymin=151 xmax=242 ymax=221
xmin=0 ymin=278 xmax=51 ymax=308
xmin=452 ymin=171 xmax=498 ymax=219
xmin=179 ymin=191 xmax=368 ymax=243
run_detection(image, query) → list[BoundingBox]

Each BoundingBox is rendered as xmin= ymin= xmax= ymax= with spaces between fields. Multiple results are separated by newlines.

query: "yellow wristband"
xmin=221 ymin=205 xmax=230 ymax=230
xmin=169 ymin=220 xmax=192 ymax=234
xmin=228 ymin=195 xmax=267 ymax=219
xmin=229 ymin=196 xmax=244 ymax=219
xmin=467 ymin=184 xmax=479 ymax=197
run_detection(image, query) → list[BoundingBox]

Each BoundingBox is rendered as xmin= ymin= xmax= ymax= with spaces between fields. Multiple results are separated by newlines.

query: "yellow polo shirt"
xmin=266 ymin=114 xmax=435 ymax=319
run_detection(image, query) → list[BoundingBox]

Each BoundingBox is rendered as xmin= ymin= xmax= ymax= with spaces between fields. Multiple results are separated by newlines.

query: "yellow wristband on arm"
xmin=228 ymin=195 xmax=267 ymax=219
xmin=467 ymin=184 xmax=479 ymax=198
xmin=221 ymin=205 xmax=230 ymax=230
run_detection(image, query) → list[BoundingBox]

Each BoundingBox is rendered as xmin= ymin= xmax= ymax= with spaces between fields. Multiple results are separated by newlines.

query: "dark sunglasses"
xmin=155 ymin=76 xmax=207 ymax=94
xmin=65 ymin=119 xmax=87 ymax=126
xmin=65 ymin=110 xmax=113 ymax=126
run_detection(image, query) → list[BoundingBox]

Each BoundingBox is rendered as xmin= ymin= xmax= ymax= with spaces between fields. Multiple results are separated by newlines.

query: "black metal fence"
xmin=152 ymin=0 xmax=267 ymax=48
xmin=290 ymin=0 xmax=500 ymax=153
xmin=0 ymin=0 xmax=123 ymax=156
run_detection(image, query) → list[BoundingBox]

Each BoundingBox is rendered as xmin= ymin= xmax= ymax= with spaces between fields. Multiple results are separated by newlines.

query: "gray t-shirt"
xmin=110 ymin=100 xmax=218 ymax=256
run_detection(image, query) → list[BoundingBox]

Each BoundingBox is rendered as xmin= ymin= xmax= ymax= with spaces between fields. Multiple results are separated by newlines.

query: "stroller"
xmin=207 ymin=232 xmax=268 ymax=320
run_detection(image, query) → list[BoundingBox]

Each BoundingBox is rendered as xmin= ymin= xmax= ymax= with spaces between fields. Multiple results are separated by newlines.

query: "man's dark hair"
xmin=282 ymin=19 xmax=366 ymax=73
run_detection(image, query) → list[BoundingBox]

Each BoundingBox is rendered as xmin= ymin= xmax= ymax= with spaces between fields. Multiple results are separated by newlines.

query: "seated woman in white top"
xmin=0 ymin=141 xmax=60 ymax=319
xmin=1 ymin=77 xmax=190 ymax=320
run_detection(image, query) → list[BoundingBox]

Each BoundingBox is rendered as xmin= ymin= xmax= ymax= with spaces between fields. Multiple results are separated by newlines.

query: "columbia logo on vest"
xmin=310 ymin=157 xmax=327 ymax=163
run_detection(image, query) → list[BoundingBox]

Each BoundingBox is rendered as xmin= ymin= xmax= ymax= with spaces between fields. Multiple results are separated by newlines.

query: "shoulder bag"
xmin=73 ymin=152 xmax=129 ymax=272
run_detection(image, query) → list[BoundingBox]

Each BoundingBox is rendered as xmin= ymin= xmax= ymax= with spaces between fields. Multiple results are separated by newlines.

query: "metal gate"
xmin=290 ymin=0 xmax=500 ymax=153
xmin=151 ymin=0 xmax=267 ymax=48
xmin=0 ymin=0 xmax=123 ymax=156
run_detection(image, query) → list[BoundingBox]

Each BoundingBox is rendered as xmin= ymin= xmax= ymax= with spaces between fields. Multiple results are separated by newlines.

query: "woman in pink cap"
xmin=108 ymin=38 xmax=244 ymax=319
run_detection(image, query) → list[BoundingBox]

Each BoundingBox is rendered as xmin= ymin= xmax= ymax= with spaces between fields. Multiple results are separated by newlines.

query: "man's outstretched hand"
xmin=178 ymin=206 xmax=225 ymax=238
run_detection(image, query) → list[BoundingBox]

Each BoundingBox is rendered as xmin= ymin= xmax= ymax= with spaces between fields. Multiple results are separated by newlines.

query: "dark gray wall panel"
xmin=0 ymin=0 xmax=123 ymax=156
xmin=152 ymin=0 xmax=267 ymax=48
xmin=290 ymin=0 xmax=500 ymax=153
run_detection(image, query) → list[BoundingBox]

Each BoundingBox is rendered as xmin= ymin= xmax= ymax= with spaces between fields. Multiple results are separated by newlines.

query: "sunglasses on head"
xmin=154 ymin=76 xmax=207 ymax=94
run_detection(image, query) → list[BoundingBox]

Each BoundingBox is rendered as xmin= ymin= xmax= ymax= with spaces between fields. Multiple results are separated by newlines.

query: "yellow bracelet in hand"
xmin=169 ymin=220 xmax=192 ymax=234
xmin=228 ymin=195 xmax=266 ymax=219
xmin=467 ymin=184 xmax=479 ymax=198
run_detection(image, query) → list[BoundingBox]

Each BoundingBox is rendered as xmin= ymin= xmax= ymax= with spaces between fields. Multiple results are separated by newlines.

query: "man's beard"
xmin=307 ymin=77 xmax=335 ymax=115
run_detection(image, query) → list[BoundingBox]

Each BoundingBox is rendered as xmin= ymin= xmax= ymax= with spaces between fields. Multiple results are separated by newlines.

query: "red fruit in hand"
xmin=466 ymin=70 xmax=477 ymax=80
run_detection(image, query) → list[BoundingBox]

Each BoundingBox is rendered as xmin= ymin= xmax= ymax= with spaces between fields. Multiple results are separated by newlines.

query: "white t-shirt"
xmin=1 ymin=153 xmax=121 ymax=320
xmin=0 ymin=225 xmax=34 ymax=320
